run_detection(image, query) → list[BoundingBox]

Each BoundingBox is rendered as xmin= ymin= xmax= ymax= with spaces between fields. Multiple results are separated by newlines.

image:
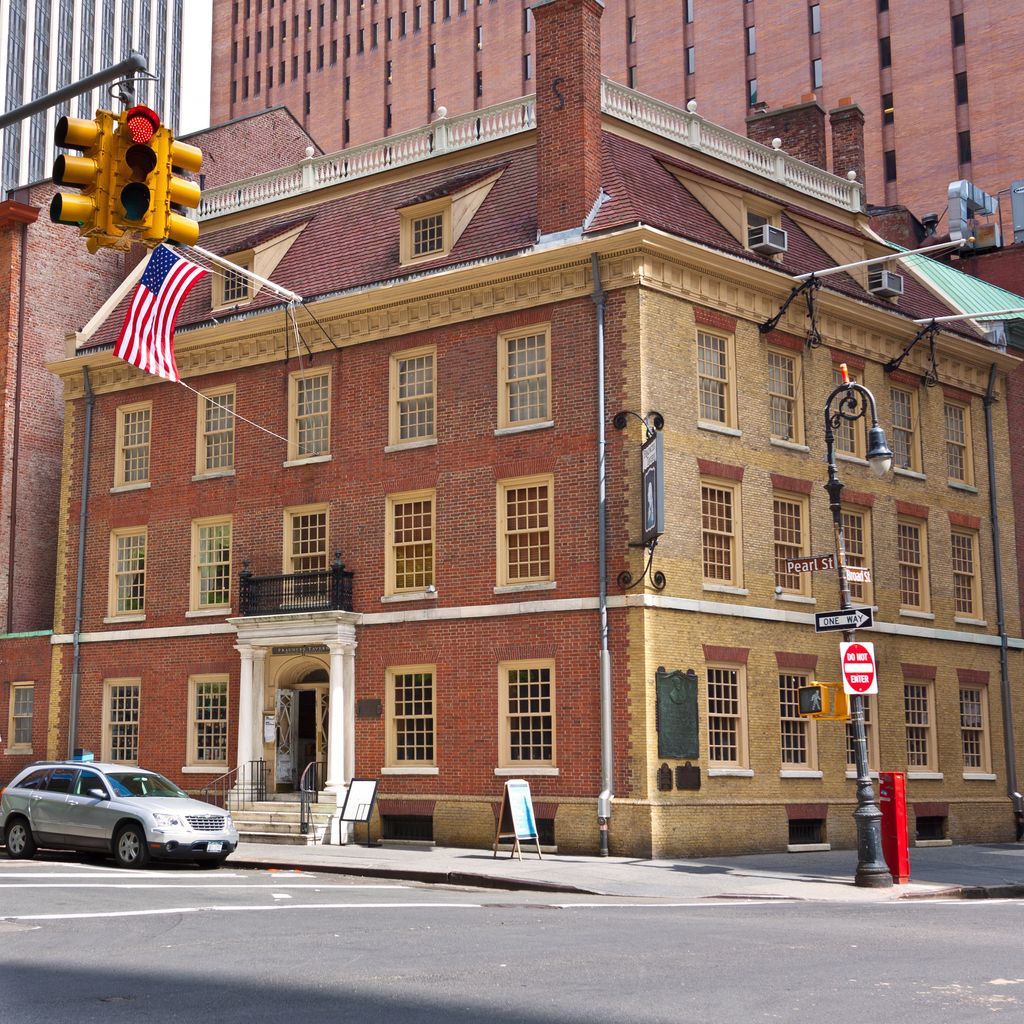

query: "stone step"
xmin=236 ymin=829 xmax=323 ymax=847
xmin=232 ymin=808 xmax=335 ymax=825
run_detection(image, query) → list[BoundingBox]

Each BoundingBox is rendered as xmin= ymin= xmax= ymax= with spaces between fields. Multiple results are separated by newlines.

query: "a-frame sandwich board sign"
xmin=492 ymin=779 xmax=542 ymax=861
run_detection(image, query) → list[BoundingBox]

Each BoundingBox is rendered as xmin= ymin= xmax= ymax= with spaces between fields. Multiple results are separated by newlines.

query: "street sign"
xmin=784 ymin=552 xmax=835 ymax=574
xmin=814 ymin=607 xmax=873 ymax=632
xmin=845 ymin=565 xmax=873 ymax=584
xmin=840 ymin=640 xmax=877 ymax=695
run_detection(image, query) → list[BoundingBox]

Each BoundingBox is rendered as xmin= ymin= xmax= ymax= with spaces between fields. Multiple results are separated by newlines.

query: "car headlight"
xmin=152 ymin=812 xmax=184 ymax=828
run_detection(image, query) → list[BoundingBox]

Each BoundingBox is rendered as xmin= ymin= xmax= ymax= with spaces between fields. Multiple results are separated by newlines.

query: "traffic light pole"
xmin=0 ymin=52 xmax=147 ymax=131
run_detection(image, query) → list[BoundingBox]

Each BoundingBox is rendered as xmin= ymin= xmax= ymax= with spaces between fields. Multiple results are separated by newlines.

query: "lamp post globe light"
xmin=823 ymin=368 xmax=894 ymax=888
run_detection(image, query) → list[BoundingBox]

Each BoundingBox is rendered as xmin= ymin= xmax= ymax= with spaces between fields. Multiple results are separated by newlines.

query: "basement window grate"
xmin=788 ymin=819 xmax=824 ymax=845
xmin=381 ymin=814 xmax=434 ymax=842
xmin=915 ymin=815 xmax=946 ymax=841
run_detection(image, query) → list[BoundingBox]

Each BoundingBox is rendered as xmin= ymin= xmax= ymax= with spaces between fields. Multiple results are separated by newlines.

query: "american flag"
xmin=114 ymin=244 xmax=208 ymax=382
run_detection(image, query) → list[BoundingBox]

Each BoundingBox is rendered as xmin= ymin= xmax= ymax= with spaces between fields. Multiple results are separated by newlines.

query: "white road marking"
xmin=5 ymin=902 xmax=482 ymax=921
xmin=0 ymin=882 xmax=405 ymax=889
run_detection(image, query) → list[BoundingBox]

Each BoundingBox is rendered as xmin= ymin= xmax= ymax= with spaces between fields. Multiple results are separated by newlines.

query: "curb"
xmin=228 ymin=857 xmax=601 ymax=896
xmin=898 ymin=883 xmax=1024 ymax=901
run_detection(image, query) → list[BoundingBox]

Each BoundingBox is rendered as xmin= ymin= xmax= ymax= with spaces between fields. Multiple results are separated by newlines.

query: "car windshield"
xmin=106 ymin=772 xmax=187 ymax=798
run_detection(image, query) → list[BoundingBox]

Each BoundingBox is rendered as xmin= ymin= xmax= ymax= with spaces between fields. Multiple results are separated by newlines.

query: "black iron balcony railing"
xmin=238 ymin=554 xmax=354 ymax=616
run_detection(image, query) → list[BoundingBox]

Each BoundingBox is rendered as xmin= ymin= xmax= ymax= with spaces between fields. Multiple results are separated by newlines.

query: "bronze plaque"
xmin=656 ymin=666 xmax=699 ymax=760
xmin=675 ymin=762 xmax=701 ymax=791
xmin=356 ymin=699 xmax=382 ymax=719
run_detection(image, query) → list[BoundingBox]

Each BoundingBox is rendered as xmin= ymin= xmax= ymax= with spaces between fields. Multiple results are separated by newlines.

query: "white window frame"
xmin=767 ymin=347 xmax=803 ymax=444
xmin=951 ymin=529 xmax=981 ymax=619
xmin=890 ymin=385 xmax=922 ymax=473
xmin=389 ymin=346 xmax=437 ymax=447
xmin=944 ymin=399 xmax=974 ymax=485
xmin=498 ymin=660 xmax=556 ymax=769
xmin=496 ymin=475 xmax=555 ymax=587
xmin=498 ymin=325 xmax=551 ymax=430
xmin=288 ymin=368 xmax=331 ymax=462
xmin=283 ymin=504 xmax=330 ymax=573
xmin=108 ymin=527 xmax=147 ymax=618
xmin=115 ymin=402 xmax=152 ymax=487
xmin=706 ymin=663 xmax=749 ymax=769
xmin=701 ymin=478 xmax=742 ymax=588
xmin=897 ymin=516 xmax=930 ymax=612
xmin=696 ymin=329 xmax=737 ymax=428
xmin=191 ymin=516 xmax=233 ymax=612
xmin=959 ymin=684 xmax=991 ymax=775
xmin=6 ymin=682 xmax=34 ymax=753
xmin=187 ymin=675 xmax=230 ymax=768
xmin=385 ymin=490 xmax=435 ymax=595
xmin=904 ymin=680 xmax=937 ymax=772
xmin=779 ymin=672 xmax=817 ymax=770
xmin=102 ymin=679 xmax=141 ymax=765
xmin=773 ymin=492 xmax=810 ymax=596
xmin=195 ymin=386 xmax=236 ymax=477
xmin=386 ymin=665 xmax=436 ymax=767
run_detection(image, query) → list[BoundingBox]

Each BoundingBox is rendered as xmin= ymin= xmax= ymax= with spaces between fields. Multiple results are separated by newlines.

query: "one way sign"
xmin=814 ymin=607 xmax=874 ymax=632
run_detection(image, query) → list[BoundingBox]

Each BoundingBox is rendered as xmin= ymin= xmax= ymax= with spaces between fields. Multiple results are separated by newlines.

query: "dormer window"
xmin=401 ymin=198 xmax=452 ymax=263
xmin=412 ymin=209 xmax=446 ymax=257
xmin=222 ymin=259 xmax=252 ymax=303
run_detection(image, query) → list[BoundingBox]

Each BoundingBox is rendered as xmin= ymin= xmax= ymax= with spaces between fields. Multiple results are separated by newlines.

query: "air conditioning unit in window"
xmin=867 ymin=268 xmax=905 ymax=298
xmin=748 ymin=223 xmax=788 ymax=255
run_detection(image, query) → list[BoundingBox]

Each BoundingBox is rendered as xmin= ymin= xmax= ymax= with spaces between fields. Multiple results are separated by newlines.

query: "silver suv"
xmin=1 ymin=761 xmax=238 ymax=869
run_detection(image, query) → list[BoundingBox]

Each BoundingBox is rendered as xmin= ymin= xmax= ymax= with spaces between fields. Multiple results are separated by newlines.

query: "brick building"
xmin=5 ymin=0 xmax=1023 ymax=857
xmin=211 ymin=0 xmax=1023 ymax=224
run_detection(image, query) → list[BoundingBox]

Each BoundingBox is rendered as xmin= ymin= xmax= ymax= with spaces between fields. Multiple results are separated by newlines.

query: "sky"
xmin=179 ymin=0 xmax=213 ymax=135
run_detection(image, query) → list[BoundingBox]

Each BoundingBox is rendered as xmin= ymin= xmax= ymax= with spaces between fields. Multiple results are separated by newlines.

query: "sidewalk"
xmin=230 ymin=839 xmax=1024 ymax=902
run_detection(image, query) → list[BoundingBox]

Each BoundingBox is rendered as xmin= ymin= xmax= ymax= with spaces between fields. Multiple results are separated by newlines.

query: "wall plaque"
xmin=655 ymin=666 xmax=699 ymax=760
xmin=272 ymin=644 xmax=329 ymax=655
xmin=357 ymin=698 xmax=382 ymax=719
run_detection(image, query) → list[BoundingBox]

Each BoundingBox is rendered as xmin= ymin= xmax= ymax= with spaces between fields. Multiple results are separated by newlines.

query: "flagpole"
xmin=188 ymin=243 xmax=304 ymax=304
xmin=794 ymin=238 xmax=966 ymax=282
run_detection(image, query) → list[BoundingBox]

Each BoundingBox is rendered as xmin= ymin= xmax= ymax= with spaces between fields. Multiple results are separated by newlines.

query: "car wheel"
xmin=4 ymin=817 xmax=37 ymax=860
xmin=113 ymin=823 xmax=149 ymax=869
xmin=196 ymin=855 xmax=228 ymax=870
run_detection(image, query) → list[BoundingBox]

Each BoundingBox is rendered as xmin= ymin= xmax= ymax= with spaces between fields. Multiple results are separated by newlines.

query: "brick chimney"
xmin=746 ymin=95 xmax=827 ymax=170
xmin=829 ymin=100 xmax=867 ymax=203
xmin=532 ymin=0 xmax=604 ymax=236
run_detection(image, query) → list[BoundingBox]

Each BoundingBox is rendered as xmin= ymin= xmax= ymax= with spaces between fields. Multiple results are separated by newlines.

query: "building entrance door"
xmin=275 ymin=685 xmax=329 ymax=791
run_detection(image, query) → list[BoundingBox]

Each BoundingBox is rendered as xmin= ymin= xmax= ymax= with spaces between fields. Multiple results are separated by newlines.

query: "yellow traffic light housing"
xmin=164 ymin=137 xmax=203 ymax=246
xmin=797 ymin=682 xmax=850 ymax=721
xmin=111 ymin=104 xmax=162 ymax=233
xmin=50 ymin=110 xmax=120 ymax=252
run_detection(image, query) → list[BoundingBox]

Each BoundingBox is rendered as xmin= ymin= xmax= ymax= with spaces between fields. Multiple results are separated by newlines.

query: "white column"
xmin=343 ymin=647 xmax=356 ymax=783
xmin=251 ymin=648 xmax=268 ymax=761
xmin=325 ymin=642 xmax=347 ymax=796
xmin=235 ymin=645 xmax=255 ymax=768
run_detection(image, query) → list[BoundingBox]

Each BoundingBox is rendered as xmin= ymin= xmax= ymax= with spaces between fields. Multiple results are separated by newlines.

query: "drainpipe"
xmin=68 ymin=367 xmax=95 ymax=758
xmin=591 ymin=253 xmax=613 ymax=856
xmin=6 ymin=220 xmax=30 ymax=634
xmin=984 ymin=363 xmax=1023 ymax=839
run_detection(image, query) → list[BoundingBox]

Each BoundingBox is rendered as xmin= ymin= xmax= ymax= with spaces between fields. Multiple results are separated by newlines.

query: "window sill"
xmin=384 ymin=438 xmax=437 ymax=453
xmin=180 ymin=765 xmax=228 ymax=774
xmin=495 ymin=420 xmax=554 ymax=437
xmin=894 ymin=467 xmax=926 ymax=482
xmin=4 ymin=747 xmax=32 ymax=756
xmin=103 ymin=614 xmax=146 ymax=624
xmin=845 ymin=770 xmax=879 ymax=779
xmin=282 ymin=453 xmax=332 ymax=468
xmin=698 ymin=420 xmax=741 ymax=438
xmin=494 ymin=581 xmax=556 ymax=595
xmin=775 ymin=593 xmax=815 ymax=605
xmin=708 ymin=768 xmax=753 ymax=778
xmin=899 ymin=609 xmax=935 ymax=620
xmin=780 ymin=769 xmax=823 ymax=779
xmin=914 ymin=838 xmax=953 ymax=848
xmin=769 ymin=438 xmax=809 ymax=453
xmin=494 ymin=767 xmax=559 ymax=776
xmin=963 ymin=772 xmax=996 ymax=781
xmin=907 ymin=771 xmax=944 ymax=781
xmin=382 ymin=766 xmax=440 ymax=775
xmin=836 ymin=453 xmax=868 ymax=467
xmin=954 ymin=616 xmax=988 ymax=627
xmin=192 ymin=469 xmax=236 ymax=482
xmin=185 ymin=608 xmax=232 ymax=618
xmin=949 ymin=481 xmax=978 ymax=494
xmin=110 ymin=482 xmax=151 ymax=494
xmin=788 ymin=843 xmax=831 ymax=853
xmin=381 ymin=590 xmax=438 ymax=604
xmin=703 ymin=584 xmax=748 ymax=596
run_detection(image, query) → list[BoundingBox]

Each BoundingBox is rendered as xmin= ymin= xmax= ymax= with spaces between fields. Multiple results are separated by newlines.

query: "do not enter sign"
xmin=840 ymin=641 xmax=877 ymax=695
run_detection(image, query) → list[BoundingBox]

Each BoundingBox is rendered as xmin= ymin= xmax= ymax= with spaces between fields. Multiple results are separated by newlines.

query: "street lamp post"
xmin=823 ymin=370 xmax=894 ymax=888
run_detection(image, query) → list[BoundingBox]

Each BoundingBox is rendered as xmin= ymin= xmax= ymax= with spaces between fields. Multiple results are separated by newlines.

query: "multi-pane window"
xmin=697 ymin=331 xmax=733 ymax=426
xmin=779 ymin=673 xmax=814 ymax=768
xmin=951 ymin=530 xmax=980 ymax=618
xmin=897 ymin=518 xmax=929 ymax=610
xmin=773 ymin=495 xmax=808 ymax=594
xmin=842 ymin=507 xmax=873 ymax=605
xmin=193 ymin=518 xmax=232 ymax=610
xmin=944 ymin=401 xmax=972 ymax=483
xmin=221 ymin=261 xmax=251 ymax=303
xmin=110 ymin=529 xmax=147 ymax=616
xmin=846 ymin=695 xmax=878 ymax=772
xmin=290 ymin=370 xmax=330 ymax=459
xmin=767 ymin=349 xmax=801 ymax=442
xmin=197 ymin=388 xmax=235 ymax=474
xmin=388 ymin=492 xmax=434 ymax=593
xmin=833 ymin=368 xmax=864 ymax=457
xmin=412 ymin=212 xmax=444 ymax=257
xmin=116 ymin=404 xmax=152 ymax=485
xmin=190 ymin=677 xmax=228 ymax=766
xmin=707 ymin=666 xmax=747 ymax=767
xmin=500 ymin=328 xmax=550 ymax=428
xmin=286 ymin=507 xmax=328 ymax=572
xmin=499 ymin=477 xmax=554 ymax=585
xmin=500 ymin=662 xmax=555 ymax=766
xmin=388 ymin=667 xmax=435 ymax=765
xmin=904 ymin=682 xmax=936 ymax=770
xmin=391 ymin=349 xmax=436 ymax=444
xmin=959 ymin=686 xmax=990 ymax=773
xmin=890 ymin=386 xmax=920 ymax=471
xmin=8 ymin=683 xmax=34 ymax=749
xmin=701 ymin=481 xmax=739 ymax=586
xmin=105 ymin=681 xmax=141 ymax=763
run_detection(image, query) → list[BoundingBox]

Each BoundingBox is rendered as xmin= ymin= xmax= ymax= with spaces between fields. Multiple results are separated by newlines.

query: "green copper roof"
xmin=890 ymin=243 xmax=1024 ymax=322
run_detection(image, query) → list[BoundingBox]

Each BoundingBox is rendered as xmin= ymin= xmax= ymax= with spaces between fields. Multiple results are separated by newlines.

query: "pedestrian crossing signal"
xmin=798 ymin=682 xmax=849 ymax=720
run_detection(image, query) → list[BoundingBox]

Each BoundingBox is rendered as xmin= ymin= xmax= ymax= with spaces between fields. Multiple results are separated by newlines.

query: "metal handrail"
xmin=199 ymin=759 xmax=268 ymax=813
xmin=299 ymin=760 xmax=325 ymax=835
xmin=239 ymin=557 xmax=354 ymax=616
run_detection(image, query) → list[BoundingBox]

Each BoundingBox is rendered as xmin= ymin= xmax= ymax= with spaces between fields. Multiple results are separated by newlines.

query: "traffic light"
xmin=798 ymin=682 xmax=850 ymax=720
xmin=50 ymin=110 xmax=119 ymax=252
xmin=110 ymin=104 xmax=203 ymax=246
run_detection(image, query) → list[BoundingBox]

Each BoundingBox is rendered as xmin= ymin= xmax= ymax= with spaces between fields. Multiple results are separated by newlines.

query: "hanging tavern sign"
xmin=641 ymin=430 xmax=665 ymax=545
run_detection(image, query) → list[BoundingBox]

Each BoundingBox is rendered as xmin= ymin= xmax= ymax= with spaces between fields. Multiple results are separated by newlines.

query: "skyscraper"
xmin=1 ymin=0 xmax=185 ymax=194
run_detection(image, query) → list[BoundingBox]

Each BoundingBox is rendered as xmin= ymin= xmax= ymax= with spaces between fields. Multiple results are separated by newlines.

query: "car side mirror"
xmin=87 ymin=788 xmax=107 ymax=800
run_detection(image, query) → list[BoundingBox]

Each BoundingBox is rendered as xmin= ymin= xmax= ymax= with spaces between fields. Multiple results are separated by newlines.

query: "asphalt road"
xmin=1 ymin=856 xmax=1022 ymax=1023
